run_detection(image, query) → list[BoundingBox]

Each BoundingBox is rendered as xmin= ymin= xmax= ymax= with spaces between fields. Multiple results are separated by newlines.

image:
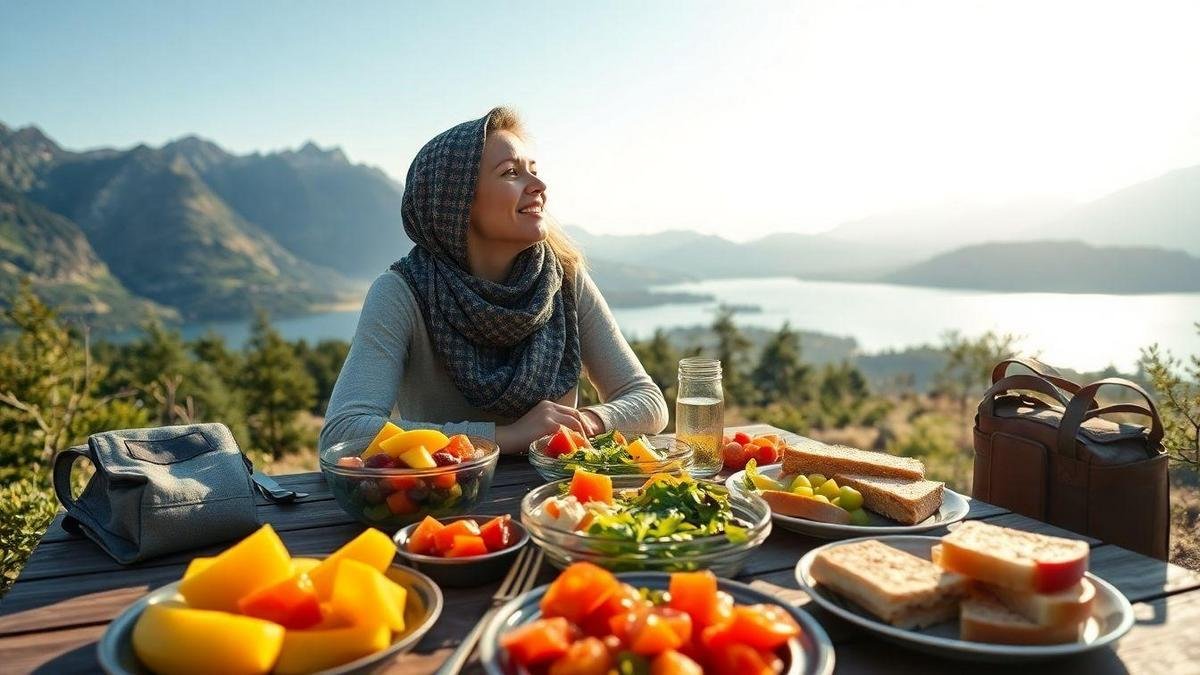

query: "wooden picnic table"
xmin=3 ymin=424 xmax=1199 ymax=674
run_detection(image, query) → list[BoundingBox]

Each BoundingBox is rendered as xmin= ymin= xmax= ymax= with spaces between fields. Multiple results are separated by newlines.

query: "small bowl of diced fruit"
xmin=528 ymin=427 xmax=693 ymax=482
xmin=321 ymin=422 xmax=500 ymax=529
xmin=393 ymin=514 xmax=529 ymax=587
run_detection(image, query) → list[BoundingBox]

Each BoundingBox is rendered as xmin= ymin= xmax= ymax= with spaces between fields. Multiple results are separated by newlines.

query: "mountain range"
xmin=2 ymin=120 xmax=1198 ymax=331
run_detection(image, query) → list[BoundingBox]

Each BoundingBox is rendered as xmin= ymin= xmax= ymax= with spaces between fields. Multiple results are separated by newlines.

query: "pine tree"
xmin=1141 ymin=332 xmax=1200 ymax=471
xmin=751 ymin=322 xmax=810 ymax=405
xmin=711 ymin=305 xmax=754 ymax=405
xmin=240 ymin=310 xmax=317 ymax=458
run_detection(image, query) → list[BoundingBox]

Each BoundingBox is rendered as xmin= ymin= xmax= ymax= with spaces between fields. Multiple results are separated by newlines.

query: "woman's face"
xmin=469 ymin=130 xmax=548 ymax=246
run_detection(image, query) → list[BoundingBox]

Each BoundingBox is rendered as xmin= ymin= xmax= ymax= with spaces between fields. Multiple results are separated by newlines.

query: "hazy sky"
xmin=4 ymin=1 xmax=1199 ymax=240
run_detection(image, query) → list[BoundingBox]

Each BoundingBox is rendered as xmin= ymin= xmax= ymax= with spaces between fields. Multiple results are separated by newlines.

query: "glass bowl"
xmin=320 ymin=435 xmax=499 ymax=528
xmin=527 ymin=433 xmax=694 ymax=482
xmin=392 ymin=514 xmax=531 ymax=588
xmin=520 ymin=475 xmax=771 ymax=576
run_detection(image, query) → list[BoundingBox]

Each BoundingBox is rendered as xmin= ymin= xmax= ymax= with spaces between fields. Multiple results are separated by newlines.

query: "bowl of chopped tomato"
xmin=392 ymin=514 xmax=529 ymax=587
xmin=477 ymin=561 xmax=835 ymax=674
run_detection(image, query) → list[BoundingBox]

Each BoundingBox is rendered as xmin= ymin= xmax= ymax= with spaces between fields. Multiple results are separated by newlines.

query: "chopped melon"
xmin=626 ymin=437 xmax=663 ymax=463
xmin=398 ymin=446 xmax=437 ymax=469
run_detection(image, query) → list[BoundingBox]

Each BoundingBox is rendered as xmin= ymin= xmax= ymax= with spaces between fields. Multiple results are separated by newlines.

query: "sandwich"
xmin=960 ymin=588 xmax=1085 ymax=645
xmin=938 ymin=521 xmax=1089 ymax=594
xmin=782 ymin=440 xmax=925 ymax=481
xmin=810 ymin=539 xmax=967 ymax=629
xmin=833 ymin=473 xmax=944 ymax=525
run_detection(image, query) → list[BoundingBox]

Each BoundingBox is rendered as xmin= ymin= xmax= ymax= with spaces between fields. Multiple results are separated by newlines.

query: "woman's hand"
xmin=496 ymin=400 xmax=603 ymax=454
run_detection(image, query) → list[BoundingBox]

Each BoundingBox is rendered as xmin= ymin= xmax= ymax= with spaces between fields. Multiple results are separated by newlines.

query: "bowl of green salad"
xmin=520 ymin=471 xmax=770 ymax=576
xmin=528 ymin=428 xmax=693 ymax=482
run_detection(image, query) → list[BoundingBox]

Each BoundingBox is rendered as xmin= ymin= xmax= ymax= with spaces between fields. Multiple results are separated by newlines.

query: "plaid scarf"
xmin=391 ymin=110 xmax=581 ymax=419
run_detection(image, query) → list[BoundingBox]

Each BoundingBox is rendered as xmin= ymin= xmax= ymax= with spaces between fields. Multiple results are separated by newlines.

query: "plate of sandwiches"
xmin=795 ymin=521 xmax=1134 ymax=662
xmin=726 ymin=439 xmax=969 ymax=538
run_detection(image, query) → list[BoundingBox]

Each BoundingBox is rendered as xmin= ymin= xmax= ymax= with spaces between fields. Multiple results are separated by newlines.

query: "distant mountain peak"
xmin=290 ymin=140 xmax=349 ymax=164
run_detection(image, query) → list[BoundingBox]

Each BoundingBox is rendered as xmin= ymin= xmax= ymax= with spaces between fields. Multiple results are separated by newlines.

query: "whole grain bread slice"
xmin=782 ymin=439 xmax=925 ymax=480
xmin=834 ymin=473 xmax=944 ymax=525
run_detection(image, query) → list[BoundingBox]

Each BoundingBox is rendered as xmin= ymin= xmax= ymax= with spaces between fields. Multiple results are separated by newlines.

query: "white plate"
xmin=795 ymin=535 xmax=1134 ymax=663
xmin=725 ymin=464 xmax=970 ymax=539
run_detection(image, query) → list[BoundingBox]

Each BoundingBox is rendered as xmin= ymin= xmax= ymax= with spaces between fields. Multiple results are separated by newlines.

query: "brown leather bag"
xmin=973 ymin=357 xmax=1169 ymax=559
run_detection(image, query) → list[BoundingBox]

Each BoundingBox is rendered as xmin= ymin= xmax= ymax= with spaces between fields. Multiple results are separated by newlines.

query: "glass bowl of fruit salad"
xmin=528 ymin=428 xmax=694 ymax=482
xmin=320 ymin=424 xmax=500 ymax=529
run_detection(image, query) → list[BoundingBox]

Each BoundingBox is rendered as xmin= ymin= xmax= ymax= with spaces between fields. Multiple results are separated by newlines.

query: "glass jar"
xmin=675 ymin=357 xmax=725 ymax=478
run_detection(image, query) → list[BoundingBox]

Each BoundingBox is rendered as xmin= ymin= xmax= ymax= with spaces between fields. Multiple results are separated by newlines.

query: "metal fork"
xmin=436 ymin=544 xmax=545 ymax=675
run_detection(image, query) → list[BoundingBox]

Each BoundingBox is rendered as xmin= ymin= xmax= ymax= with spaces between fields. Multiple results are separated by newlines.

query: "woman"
xmin=320 ymin=107 xmax=668 ymax=454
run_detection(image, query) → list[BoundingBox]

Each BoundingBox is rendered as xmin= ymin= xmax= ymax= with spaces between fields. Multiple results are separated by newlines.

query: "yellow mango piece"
xmin=274 ymin=622 xmax=391 ymax=675
xmin=178 ymin=524 xmax=293 ymax=613
xmin=379 ymin=429 xmax=448 ymax=457
xmin=291 ymin=557 xmax=321 ymax=576
xmin=626 ymin=437 xmax=662 ymax=463
xmin=330 ymin=559 xmax=405 ymax=632
xmin=308 ymin=528 xmax=396 ymax=599
xmin=397 ymin=446 xmax=437 ymax=469
xmin=384 ymin=577 xmax=408 ymax=624
xmin=182 ymin=557 xmax=215 ymax=580
xmin=132 ymin=602 xmax=283 ymax=675
xmin=361 ymin=421 xmax=404 ymax=459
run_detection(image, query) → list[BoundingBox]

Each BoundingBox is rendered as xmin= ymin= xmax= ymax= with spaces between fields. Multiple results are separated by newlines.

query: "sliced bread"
xmin=939 ymin=521 xmax=1089 ymax=594
xmin=782 ymin=440 xmax=925 ymax=481
xmin=810 ymin=539 xmax=967 ymax=629
xmin=834 ymin=473 xmax=944 ymax=525
xmin=960 ymin=590 xmax=1084 ymax=645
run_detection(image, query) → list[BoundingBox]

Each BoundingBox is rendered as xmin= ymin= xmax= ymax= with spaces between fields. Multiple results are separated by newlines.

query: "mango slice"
xmin=397 ymin=446 xmax=436 ymax=469
xmin=330 ymin=559 xmax=405 ymax=632
xmin=308 ymin=528 xmax=396 ymax=599
xmin=362 ymin=421 xmax=404 ymax=459
xmin=380 ymin=429 xmax=448 ymax=457
xmin=627 ymin=437 xmax=662 ymax=463
xmin=291 ymin=557 xmax=321 ymax=576
xmin=273 ymin=622 xmax=391 ymax=675
xmin=132 ymin=602 xmax=283 ymax=675
xmin=178 ymin=524 xmax=292 ymax=612
xmin=182 ymin=557 xmax=215 ymax=580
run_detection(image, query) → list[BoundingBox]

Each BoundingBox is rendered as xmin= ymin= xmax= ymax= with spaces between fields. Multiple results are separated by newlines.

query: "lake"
xmin=178 ymin=277 xmax=1200 ymax=372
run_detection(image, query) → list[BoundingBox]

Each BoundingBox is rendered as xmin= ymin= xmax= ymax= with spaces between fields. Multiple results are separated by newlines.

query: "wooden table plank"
xmin=4 ymin=426 xmax=1197 ymax=675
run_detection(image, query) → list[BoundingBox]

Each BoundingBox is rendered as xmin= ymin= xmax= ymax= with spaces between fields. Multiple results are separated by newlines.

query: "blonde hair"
xmin=485 ymin=106 xmax=586 ymax=280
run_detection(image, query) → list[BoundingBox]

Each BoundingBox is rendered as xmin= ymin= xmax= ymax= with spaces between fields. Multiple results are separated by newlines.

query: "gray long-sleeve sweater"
xmin=319 ymin=268 xmax=669 ymax=453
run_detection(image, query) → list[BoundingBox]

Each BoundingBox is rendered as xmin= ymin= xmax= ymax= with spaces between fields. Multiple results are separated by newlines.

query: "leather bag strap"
xmin=1055 ymin=378 xmax=1165 ymax=459
xmin=990 ymin=357 xmax=1095 ymax=407
xmin=979 ymin=374 xmax=1072 ymax=418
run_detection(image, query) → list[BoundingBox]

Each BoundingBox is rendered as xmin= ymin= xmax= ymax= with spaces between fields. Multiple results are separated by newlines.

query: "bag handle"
xmin=991 ymin=357 xmax=1096 ymax=409
xmin=979 ymin=373 xmax=1072 ymax=417
xmin=1055 ymin=377 xmax=1165 ymax=460
xmin=52 ymin=445 xmax=91 ymax=512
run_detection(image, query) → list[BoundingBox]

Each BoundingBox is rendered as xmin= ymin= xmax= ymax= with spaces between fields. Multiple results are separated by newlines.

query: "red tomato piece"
xmin=545 ymin=425 xmax=579 ymax=458
xmin=540 ymin=562 xmax=620 ymax=625
xmin=702 ymin=604 xmax=800 ymax=651
xmin=433 ymin=519 xmax=481 ymax=554
xmin=567 ymin=468 xmax=613 ymax=504
xmin=236 ymin=574 xmax=322 ymax=630
xmin=650 ymin=649 xmax=704 ymax=675
xmin=707 ymin=643 xmax=780 ymax=675
xmin=753 ymin=443 xmax=780 ymax=465
xmin=478 ymin=514 xmax=515 ymax=552
xmin=579 ymin=582 xmax=642 ymax=637
xmin=444 ymin=535 xmax=490 ymax=558
xmin=629 ymin=609 xmax=690 ymax=656
xmin=548 ymin=637 xmax=613 ymax=675
xmin=733 ymin=431 xmax=753 ymax=445
xmin=408 ymin=516 xmax=445 ymax=555
xmin=721 ymin=442 xmax=748 ymax=470
xmin=499 ymin=617 xmax=575 ymax=667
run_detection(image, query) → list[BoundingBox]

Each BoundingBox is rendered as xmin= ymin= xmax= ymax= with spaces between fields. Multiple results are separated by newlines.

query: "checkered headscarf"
xmin=391 ymin=109 xmax=581 ymax=419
